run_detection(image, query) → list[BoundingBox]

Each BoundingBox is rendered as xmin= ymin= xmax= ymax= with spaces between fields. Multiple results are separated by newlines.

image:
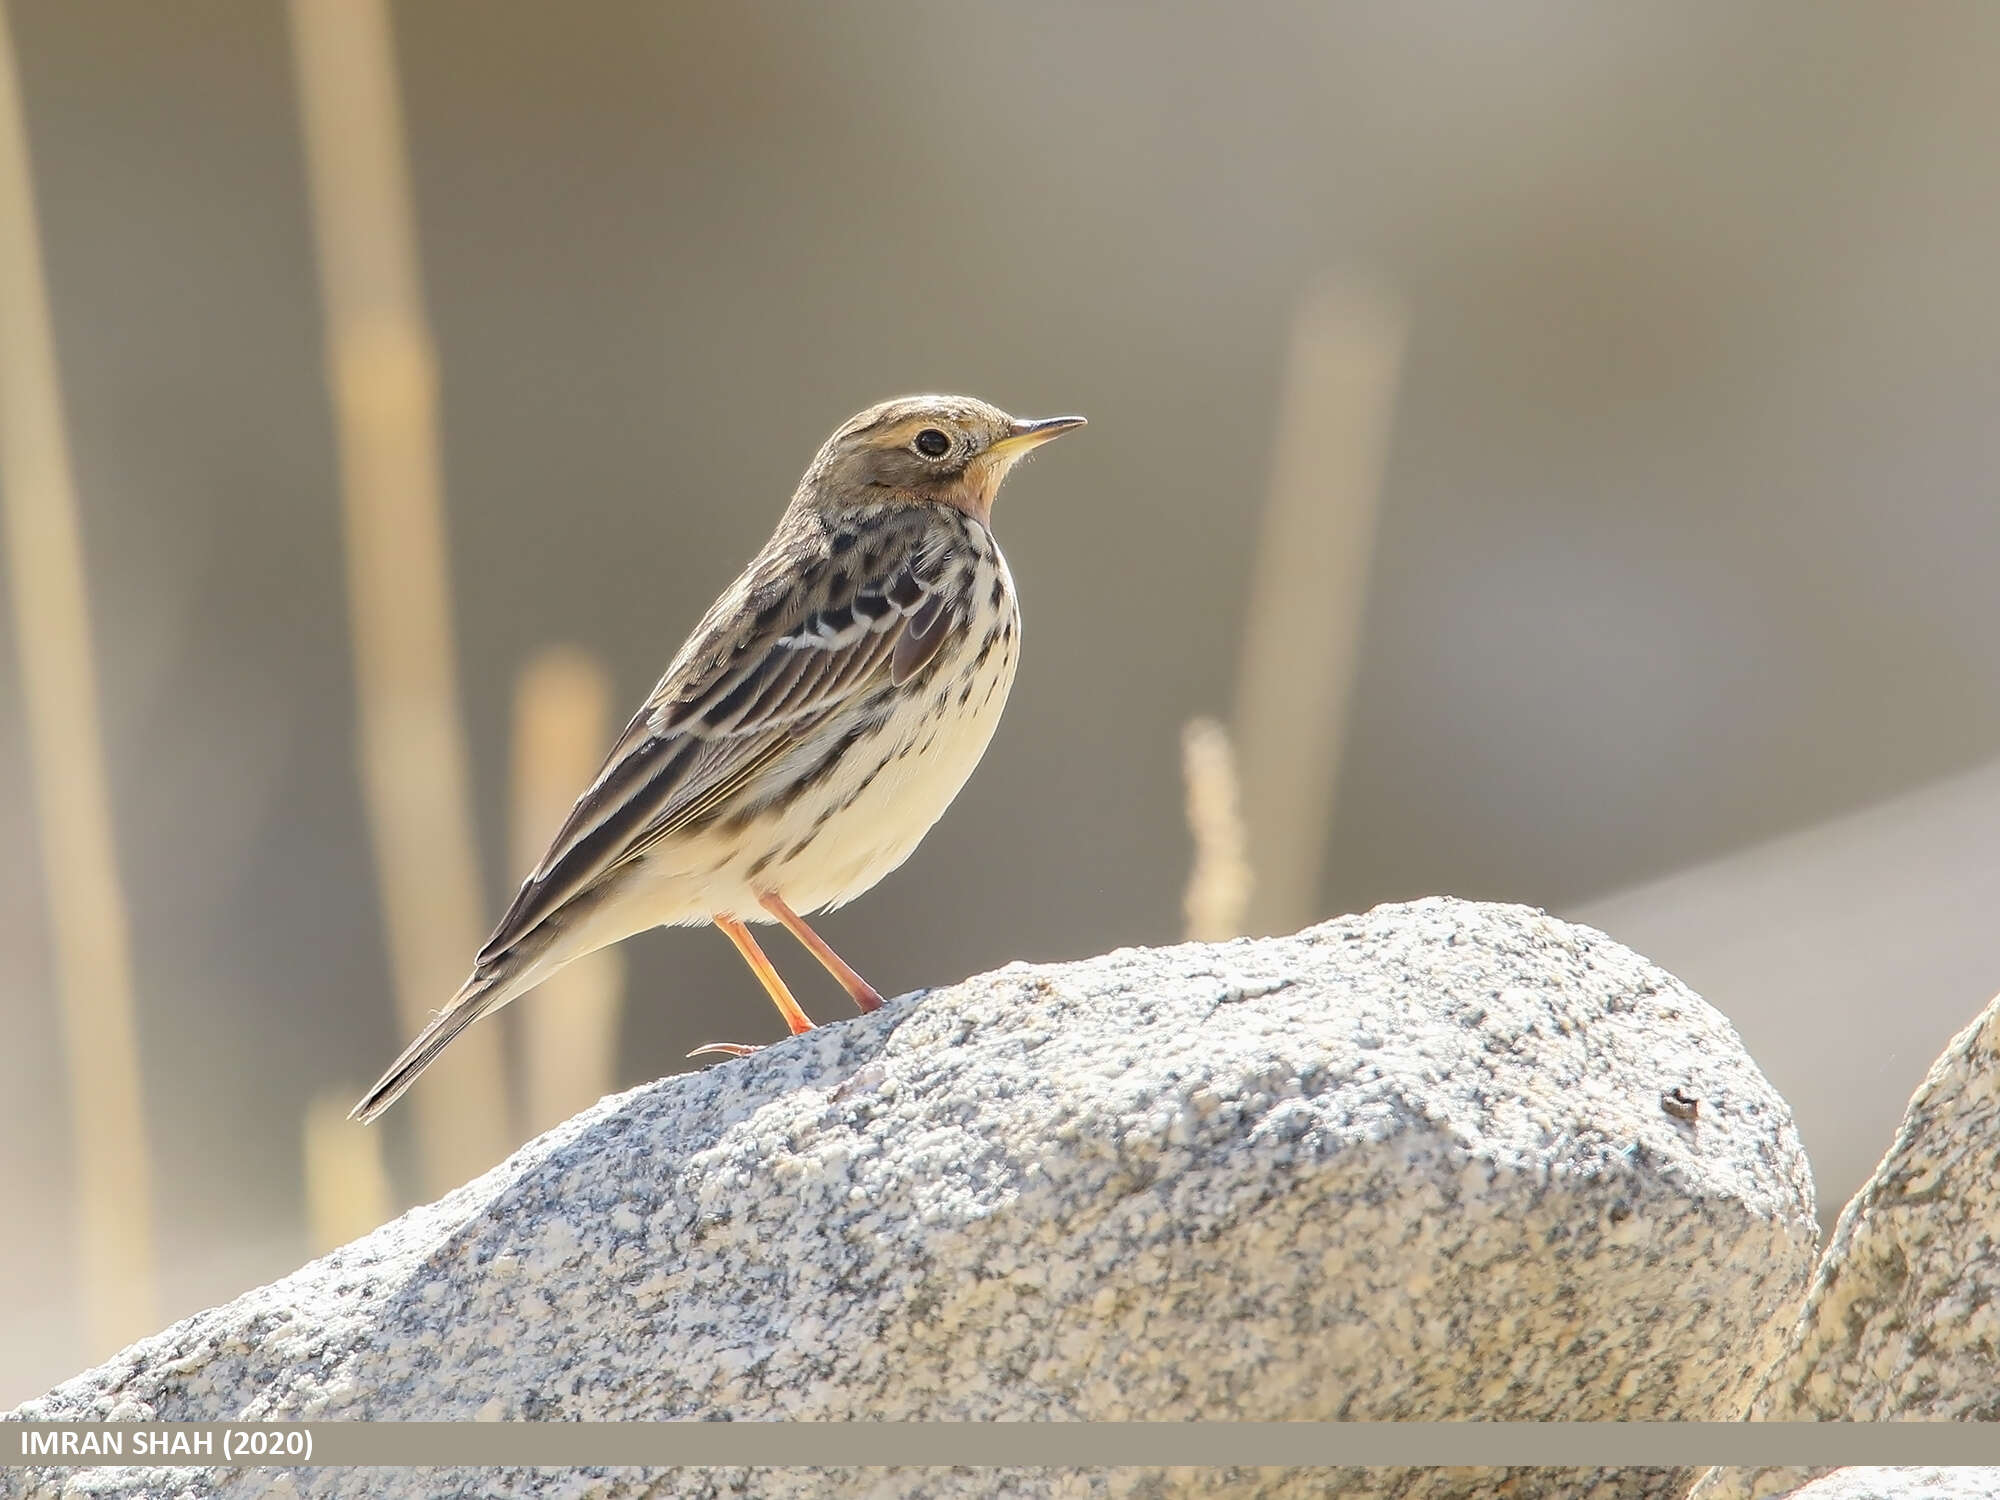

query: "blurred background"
xmin=6 ymin=0 xmax=2000 ymax=1406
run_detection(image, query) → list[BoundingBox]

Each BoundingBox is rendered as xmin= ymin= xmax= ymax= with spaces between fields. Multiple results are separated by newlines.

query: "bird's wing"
xmin=475 ymin=518 xmax=967 ymax=967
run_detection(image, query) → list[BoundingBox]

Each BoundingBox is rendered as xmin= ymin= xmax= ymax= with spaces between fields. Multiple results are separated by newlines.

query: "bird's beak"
xmin=967 ymin=414 xmax=1085 ymax=517
xmin=990 ymin=414 xmax=1087 ymax=460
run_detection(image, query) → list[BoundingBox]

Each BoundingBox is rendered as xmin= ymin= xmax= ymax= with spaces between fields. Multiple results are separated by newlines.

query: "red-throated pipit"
xmin=351 ymin=395 xmax=1084 ymax=1122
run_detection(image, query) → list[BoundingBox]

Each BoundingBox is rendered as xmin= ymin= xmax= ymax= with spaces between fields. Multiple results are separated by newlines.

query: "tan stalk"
xmin=289 ymin=0 xmax=509 ymax=1190
xmin=0 ymin=0 xmax=157 ymax=1354
xmin=510 ymin=647 xmax=625 ymax=1134
xmin=1180 ymin=716 xmax=1253 ymax=942
xmin=1232 ymin=277 xmax=1406 ymax=937
xmin=303 ymin=1090 xmax=394 ymax=1254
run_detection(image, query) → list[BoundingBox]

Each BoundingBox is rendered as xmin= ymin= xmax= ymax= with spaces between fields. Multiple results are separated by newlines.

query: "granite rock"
xmin=1781 ymin=1472 xmax=2000 ymax=1500
xmin=1752 ymin=986 xmax=2000 ymax=1420
xmin=1692 ymin=987 xmax=2000 ymax=1500
xmin=6 ymin=899 xmax=1817 ymax=1500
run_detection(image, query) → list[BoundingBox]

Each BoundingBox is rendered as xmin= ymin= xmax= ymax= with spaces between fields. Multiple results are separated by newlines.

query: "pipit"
xmin=351 ymin=395 xmax=1084 ymax=1122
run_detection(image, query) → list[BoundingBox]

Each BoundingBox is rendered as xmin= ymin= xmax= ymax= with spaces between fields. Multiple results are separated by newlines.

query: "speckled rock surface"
xmin=1751 ymin=987 xmax=2000 ymax=1421
xmin=1780 ymin=1472 xmax=2000 ymax=1500
xmin=6 ymin=898 xmax=1816 ymax=1500
xmin=1691 ymin=1472 xmax=1841 ymax=1500
xmin=1691 ymin=989 xmax=2000 ymax=1500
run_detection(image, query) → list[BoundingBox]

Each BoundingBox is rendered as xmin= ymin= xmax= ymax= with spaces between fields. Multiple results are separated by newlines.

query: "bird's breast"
xmin=623 ymin=533 xmax=1022 ymax=924
xmin=776 ymin=543 xmax=1021 ymax=911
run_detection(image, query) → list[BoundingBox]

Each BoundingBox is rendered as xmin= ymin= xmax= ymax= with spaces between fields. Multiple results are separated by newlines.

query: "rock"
xmin=1692 ymin=1473 xmax=1841 ymax=1500
xmin=6 ymin=899 xmax=1817 ymax=1500
xmin=1780 ymin=1472 xmax=2000 ymax=1500
xmin=1751 ymin=986 xmax=2000 ymax=1419
xmin=1691 ymin=988 xmax=2000 ymax=1500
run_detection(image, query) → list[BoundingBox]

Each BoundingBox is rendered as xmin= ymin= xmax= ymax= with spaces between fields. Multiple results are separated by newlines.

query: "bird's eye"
xmin=913 ymin=428 xmax=952 ymax=459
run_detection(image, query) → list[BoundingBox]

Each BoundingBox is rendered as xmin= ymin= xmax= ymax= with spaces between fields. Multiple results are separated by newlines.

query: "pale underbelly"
xmin=596 ymin=617 xmax=1019 ymax=935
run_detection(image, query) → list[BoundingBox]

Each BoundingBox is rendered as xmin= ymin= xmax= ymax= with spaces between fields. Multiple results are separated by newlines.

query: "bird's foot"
xmin=687 ymin=1041 xmax=763 ymax=1060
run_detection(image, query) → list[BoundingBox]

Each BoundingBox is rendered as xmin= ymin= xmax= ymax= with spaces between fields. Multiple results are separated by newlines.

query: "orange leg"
xmin=759 ymin=892 xmax=885 ymax=1013
xmin=711 ymin=911 xmax=813 ymax=1037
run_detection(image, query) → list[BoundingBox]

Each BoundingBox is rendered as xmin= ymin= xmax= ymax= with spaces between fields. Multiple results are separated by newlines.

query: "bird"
xmin=350 ymin=394 xmax=1085 ymax=1123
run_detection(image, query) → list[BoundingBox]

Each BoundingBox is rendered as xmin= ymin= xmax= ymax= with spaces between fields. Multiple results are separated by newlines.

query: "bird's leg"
xmin=689 ymin=913 xmax=814 ymax=1060
xmin=758 ymin=892 xmax=885 ymax=1013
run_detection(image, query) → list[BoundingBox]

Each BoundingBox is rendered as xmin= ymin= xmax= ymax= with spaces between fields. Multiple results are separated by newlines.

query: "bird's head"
xmin=798 ymin=394 xmax=1085 ymax=526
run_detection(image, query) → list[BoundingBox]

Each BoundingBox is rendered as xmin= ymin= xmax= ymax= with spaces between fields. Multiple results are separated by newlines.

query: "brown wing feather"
xmin=890 ymin=591 xmax=953 ymax=684
xmin=475 ymin=515 xmax=967 ymax=969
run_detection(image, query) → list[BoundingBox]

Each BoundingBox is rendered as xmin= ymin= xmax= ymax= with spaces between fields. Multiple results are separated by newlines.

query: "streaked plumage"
xmin=352 ymin=395 xmax=1082 ymax=1123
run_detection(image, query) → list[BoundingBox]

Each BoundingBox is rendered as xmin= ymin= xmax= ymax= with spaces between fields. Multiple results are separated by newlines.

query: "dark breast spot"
xmin=791 ymin=718 xmax=878 ymax=796
xmin=836 ymin=762 xmax=883 ymax=814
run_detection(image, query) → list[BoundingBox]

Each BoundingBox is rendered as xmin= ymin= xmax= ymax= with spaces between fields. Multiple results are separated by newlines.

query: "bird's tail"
xmin=349 ymin=970 xmax=514 ymax=1124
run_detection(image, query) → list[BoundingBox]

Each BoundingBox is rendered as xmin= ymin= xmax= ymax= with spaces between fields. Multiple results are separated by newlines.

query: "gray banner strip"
xmin=4 ymin=1423 xmax=1997 ymax=1468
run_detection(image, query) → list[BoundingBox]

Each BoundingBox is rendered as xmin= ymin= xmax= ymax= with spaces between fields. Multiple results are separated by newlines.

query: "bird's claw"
xmin=687 ymin=1041 xmax=763 ymax=1060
